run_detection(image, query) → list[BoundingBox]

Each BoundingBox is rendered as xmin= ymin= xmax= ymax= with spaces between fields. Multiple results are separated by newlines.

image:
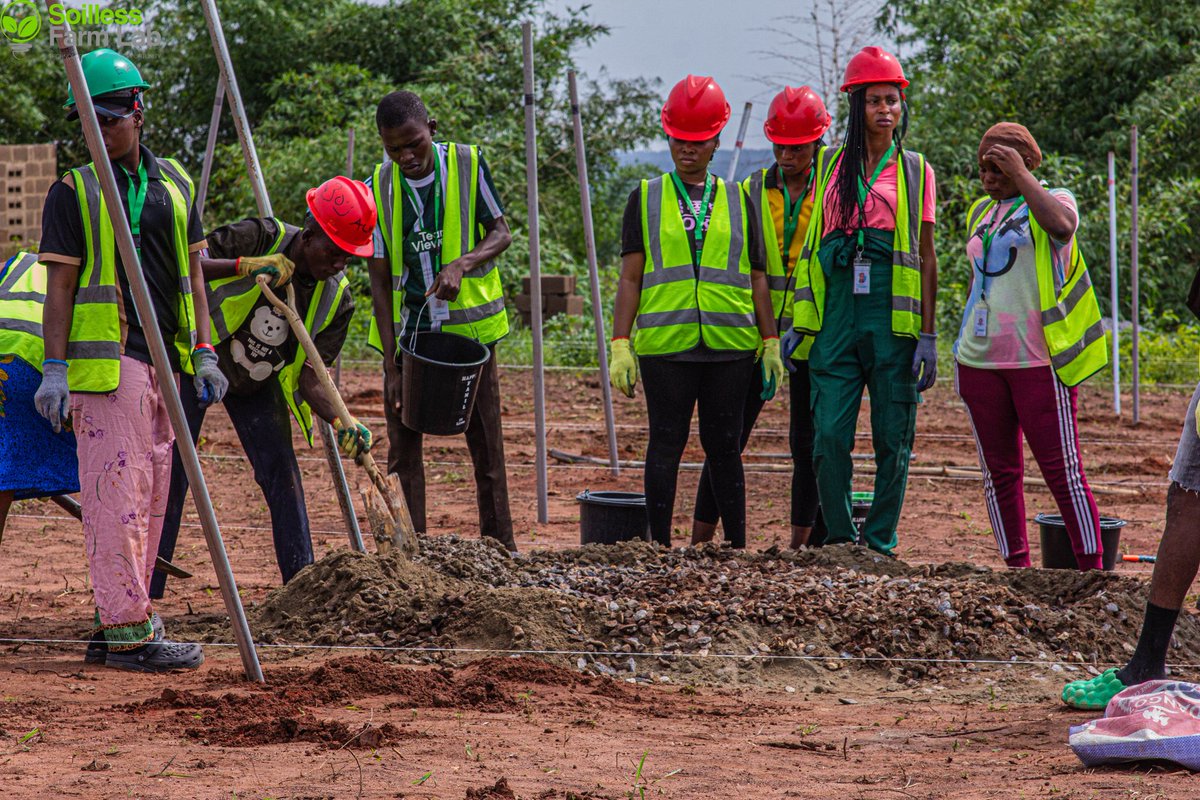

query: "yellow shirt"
xmin=766 ymin=180 xmax=814 ymax=278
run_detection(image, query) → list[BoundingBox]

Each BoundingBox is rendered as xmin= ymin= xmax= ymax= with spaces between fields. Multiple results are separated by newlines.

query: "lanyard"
xmin=779 ymin=166 xmax=813 ymax=270
xmin=976 ymin=196 xmax=1026 ymax=299
xmin=120 ymin=159 xmax=149 ymax=255
xmin=400 ymin=155 xmax=443 ymax=236
xmin=669 ymin=171 xmax=715 ymax=265
xmin=855 ymin=142 xmax=896 ymax=249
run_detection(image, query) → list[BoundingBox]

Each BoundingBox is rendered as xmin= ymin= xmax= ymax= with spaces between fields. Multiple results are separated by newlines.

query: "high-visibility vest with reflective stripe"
xmin=744 ymin=168 xmax=813 ymax=361
xmin=369 ymin=143 xmax=509 ymax=350
xmin=0 ymin=251 xmax=47 ymax=368
xmin=66 ymin=158 xmax=199 ymax=392
xmin=965 ymin=197 xmax=1108 ymax=386
xmin=792 ymin=146 xmax=927 ymax=338
xmin=634 ymin=174 xmax=757 ymax=356
xmin=205 ymin=219 xmax=350 ymax=444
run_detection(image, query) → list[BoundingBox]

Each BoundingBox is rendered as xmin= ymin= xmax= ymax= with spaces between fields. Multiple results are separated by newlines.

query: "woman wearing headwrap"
xmin=953 ymin=122 xmax=1108 ymax=570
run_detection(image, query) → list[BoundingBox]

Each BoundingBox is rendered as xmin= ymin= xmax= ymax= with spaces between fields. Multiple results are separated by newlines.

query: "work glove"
xmin=609 ymin=338 xmax=638 ymax=399
xmin=759 ymin=337 xmax=785 ymax=401
xmin=236 ymin=253 xmax=295 ymax=288
xmin=333 ymin=416 xmax=373 ymax=459
xmin=192 ymin=348 xmax=229 ymax=407
xmin=912 ymin=331 xmax=938 ymax=393
xmin=780 ymin=328 xmax=805 ymax=374
xmin=33 ymin=361 xmax=70 ymax=433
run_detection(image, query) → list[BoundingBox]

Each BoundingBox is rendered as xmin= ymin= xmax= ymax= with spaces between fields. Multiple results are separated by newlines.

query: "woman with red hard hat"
xmin=609 ymin=75 xmax=783 ymax=549
xmin=152 ymin=175 xmax=373 ymax=602
xmin=692 ymin=85 xmax=830 ymax=550
xmin=786 ymin=46 xmax=939 ymax=556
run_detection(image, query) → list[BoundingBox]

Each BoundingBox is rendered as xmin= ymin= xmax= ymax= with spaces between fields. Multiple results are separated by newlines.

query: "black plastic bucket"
xmin=1036 ymin=513 xmax=1126 ymax=571
xmin=576 ymin=490 xmax=650 ymax=545
xmin=397 ymin=331 xmax=490 ymax=436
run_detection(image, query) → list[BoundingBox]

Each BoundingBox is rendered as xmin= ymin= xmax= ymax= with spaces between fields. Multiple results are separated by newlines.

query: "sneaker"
xmin=105 ymin=639 xmax=204 ymax=673
xmin=85 ymin=613 xmax=165 ymax=664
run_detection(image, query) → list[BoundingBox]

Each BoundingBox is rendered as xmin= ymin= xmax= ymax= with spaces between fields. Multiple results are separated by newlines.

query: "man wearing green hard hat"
xmin=36 ymin=48 xmax=223 ymax=673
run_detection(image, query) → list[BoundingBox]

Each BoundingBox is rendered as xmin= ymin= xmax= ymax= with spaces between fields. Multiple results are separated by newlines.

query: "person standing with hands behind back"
xmin=609 ymin=75 xmax=783 ymax=549
xmin=367 ymin=91 xmax=517 ymax=553
xmin=788 ymin=47 xmax=939 ymax=557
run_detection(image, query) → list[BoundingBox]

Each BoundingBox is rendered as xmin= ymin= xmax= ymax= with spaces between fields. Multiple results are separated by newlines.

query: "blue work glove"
xmin=780 ymin=328 xmax=805 ymax=374
xmin=912 ymin=332 xmax=938 ymax=393
xmin=192 ymin=348 xmax=229 ymax=408
xmin=33 ymin=360 xmax=70 ymax=433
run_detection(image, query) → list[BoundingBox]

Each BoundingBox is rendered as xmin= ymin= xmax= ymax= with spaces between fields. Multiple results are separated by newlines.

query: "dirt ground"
xmin=2 ymin=366 xmax=1197 ymax=799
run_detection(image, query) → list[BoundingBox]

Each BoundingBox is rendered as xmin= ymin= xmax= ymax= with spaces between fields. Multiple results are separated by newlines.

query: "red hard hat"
xmin=305 ymin=176 xmax=378 ymax=258
xmin=763 ymin=86 xmax=832 ymax=145
xmin=661 ymin=75 xmax=731 ymax=141
xmin=840 ymin=46 xmax=909 ymax=93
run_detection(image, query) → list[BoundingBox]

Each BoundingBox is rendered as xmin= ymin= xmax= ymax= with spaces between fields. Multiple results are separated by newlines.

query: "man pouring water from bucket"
xmin=366 ymin=90 xmax=517 ymax=553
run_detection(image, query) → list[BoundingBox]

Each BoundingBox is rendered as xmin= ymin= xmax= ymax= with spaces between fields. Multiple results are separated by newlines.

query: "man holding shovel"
xmin=152 ymin=176 xmax=376 ymax=598
xmin=366 ymin=91 xmax=517 ymax=553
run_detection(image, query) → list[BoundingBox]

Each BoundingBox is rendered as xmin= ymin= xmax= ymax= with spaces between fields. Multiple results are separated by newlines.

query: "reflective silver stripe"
xmin=2 ymin=291 xmax=44 ymax=303
xmin=697 ymin=265 xmax=750 ymax=288
xmin=778 ymin=315 xmax=793 ymax=331
xmin=645 ymin=177 xmax=665 ymax=271
xmin=207 ymin=276 xmax=257 ymax=309
xmin=212 ymin=307 xmax=232 ymax=342
xmin=699 ymin=310 xmax=755 ymax=328
xmin=767 ymin=275 xmax=790 ymax=292
xmin=892 ymin=295 xmax=921 ymax=315
xmin=901 ymin=150 xmax=923 ymax=257
xmin=893 ymin=251 xmax=921 ymax=269
xmin=0 ymin=253 xmax=39 ymax=292
xmin=455 ymin=144 xmax=473 ymax=256
xmin=1050 ymin=320 xmax=1106 ymax=369
xmin=641 ymin=263 xmax=694 ymax=288
xmin=723 ymin=180 xmax=744 ymax=272
xmin=467 ymin=259 xmax=497 ymax=279
xmin=75 ymin=285 xmax=119 ymax=304
xmin=447 ymin=296 xmax=505 ymax=325
xmin=156 ymin=158 xmax=195 ymax=301
xmin=1041 ymin=273 xmax=1094 ymax=326
xmin=310 ymin=276 xmax=342 ymax=331
xmin=637 ymin=308 xmax=699 ymax=328
xmin=377 ymin=162 xmax=395 ymax=256
xmin=392 ymin=273 xmax=405 ymax=293
xmin=76 ymin=167 xmax=104 ymax=290
xmin=0 ymin=317 xmax=41 ymax=336
xmin=66 ymin=339 xmax=121 ymax=359
xmin=795 ymin=286 xmax=816 ymax=302
xmin=747 ymin=170 xmax=764 ymax=217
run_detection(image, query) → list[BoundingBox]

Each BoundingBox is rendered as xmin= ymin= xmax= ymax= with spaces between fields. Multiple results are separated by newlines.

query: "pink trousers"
xmin=72 ymin=356 xmax=174 ymax=642
xmin=955 ymin=362 xmax=1103 ymax=570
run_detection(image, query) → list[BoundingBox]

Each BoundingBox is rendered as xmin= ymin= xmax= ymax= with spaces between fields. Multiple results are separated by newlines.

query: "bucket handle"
xmin=406 ymin=291 xmax=482 ymax=354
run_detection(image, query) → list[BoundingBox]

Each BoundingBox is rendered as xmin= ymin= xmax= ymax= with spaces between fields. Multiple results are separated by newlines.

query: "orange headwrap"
xmin=978 ymin=122 xmax=1043 ymax=169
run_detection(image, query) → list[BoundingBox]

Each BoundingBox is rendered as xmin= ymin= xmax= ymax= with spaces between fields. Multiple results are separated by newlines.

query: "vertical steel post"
xmin=1107 ymin=151 xmax=1120 ymax=416
xmin=1130 ymin=127 xmax=1140 ymax=425
xmin=568 ymin=71 xmax=619 ymax=476
xmin=725 ymin=102 xmax=753 ymax=183
xmin=522 ymin=22 xmax=550 ymax=523
xmin=196 ymin=76 xmax=225 ymax=219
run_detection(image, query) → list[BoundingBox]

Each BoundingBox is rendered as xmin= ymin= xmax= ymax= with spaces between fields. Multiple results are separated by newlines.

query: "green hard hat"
xmin=64 ymin=48 xmax=150 ymax=108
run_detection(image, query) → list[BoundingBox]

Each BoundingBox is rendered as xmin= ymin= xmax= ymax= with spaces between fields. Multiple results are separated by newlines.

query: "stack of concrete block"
xmin=515 ymin=275 xmax=583 ymax=326
xmin=0 ymin=143 xmax=57 ymax=259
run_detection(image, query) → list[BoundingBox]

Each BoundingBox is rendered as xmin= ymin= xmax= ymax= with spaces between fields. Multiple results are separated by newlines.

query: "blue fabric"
xmin=0 ymin=356 xmax=79 ymax=498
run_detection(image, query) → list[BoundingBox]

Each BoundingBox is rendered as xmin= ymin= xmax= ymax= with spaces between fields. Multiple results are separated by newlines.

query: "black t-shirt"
xmin=620 ymin=177 xmax=764 ymax=362
xmin=204 ymin=217 xmax=354 ymax=397
xmin=39 ymin=145 xmax=206 ymax=371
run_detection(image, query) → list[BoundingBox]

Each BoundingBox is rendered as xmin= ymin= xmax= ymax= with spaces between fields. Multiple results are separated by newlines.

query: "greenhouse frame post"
xmin=1130 ymin=127 xmax=1140 ymax=425
xmin=196 ymin=76 xmax=225 ymax=219
xmin=567 ymin=70 xmax=619 ymax=476
xmin=1107 ymin=151 xmax=1120 ymax=416
xmin=726 ymin=102 xmax=753 ymax=183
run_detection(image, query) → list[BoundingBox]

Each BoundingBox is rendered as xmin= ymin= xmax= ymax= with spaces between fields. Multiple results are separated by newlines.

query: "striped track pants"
xmin=955 ymin=362 xmax=1103 ymax=570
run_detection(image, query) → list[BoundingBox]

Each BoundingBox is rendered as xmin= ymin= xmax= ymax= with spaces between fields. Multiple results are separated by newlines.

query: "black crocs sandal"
xmin=85 ymin=613 xmax=164 ymax=664
xmin=105 ymin=639 xmax=204 ymax=673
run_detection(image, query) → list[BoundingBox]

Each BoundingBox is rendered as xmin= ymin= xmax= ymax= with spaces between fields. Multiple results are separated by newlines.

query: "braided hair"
xmin=828 ymin=87 xmax=907 ymax=233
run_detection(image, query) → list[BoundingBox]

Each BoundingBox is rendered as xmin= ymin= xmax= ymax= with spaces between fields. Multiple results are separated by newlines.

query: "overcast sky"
xmin=543 ymin=0 xmax=888 ymax=149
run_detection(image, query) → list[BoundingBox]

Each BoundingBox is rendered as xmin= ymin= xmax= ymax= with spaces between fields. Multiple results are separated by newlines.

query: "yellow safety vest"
xmin=205 ymin=219 xmax=350 ymax=444
xmin=965 ymin=196 xmax=1108 ymax=386
xmin=0 ymin=251 xmax=47 ymax=368
xmin=744 ymin=168 xmax=814 ymax=361
xmin=792 ymin=146 xmax=927 ymax=338
xmin=65 ymin=158 xmax=198 ymax=393
xmin=369 ymin=143 xmax=508 ymax=350
xmin=633 ymin=174 xmax=758 ymax=356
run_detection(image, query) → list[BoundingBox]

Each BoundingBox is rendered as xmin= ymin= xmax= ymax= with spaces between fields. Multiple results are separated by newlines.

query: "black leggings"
xmin=640 ymin=356 xmax=754 ymax=547
xmin=694 ymin=361 xmax=820 ymax=533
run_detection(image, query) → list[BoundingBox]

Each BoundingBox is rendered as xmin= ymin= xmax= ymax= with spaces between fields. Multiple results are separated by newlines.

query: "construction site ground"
xmin=2 ymin=365 xmax=1197 ymax=799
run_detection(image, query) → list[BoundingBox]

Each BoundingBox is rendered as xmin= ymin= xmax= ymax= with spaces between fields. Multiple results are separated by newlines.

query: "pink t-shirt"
xmin=822 ymin=158 xmax=937 ymax=233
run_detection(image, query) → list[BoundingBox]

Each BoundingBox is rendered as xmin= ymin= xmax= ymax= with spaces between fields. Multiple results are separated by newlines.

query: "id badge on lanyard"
xmin=852 ymin=249 xmax=870 ymax=295
xmin=402 ymin=158 xmax=450 ymax=322
xmin=972 ymin=298 xmax=989 ymax=337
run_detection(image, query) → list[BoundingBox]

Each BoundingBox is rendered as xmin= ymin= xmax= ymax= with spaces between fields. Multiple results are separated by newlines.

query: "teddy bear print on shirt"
xmin=230 ymin=304 xmax=289 ymax=382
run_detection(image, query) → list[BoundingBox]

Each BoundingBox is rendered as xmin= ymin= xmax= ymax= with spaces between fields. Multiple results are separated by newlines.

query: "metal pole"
xmin=51 ymin=19 xmax=263 ymax=683
xmin=725 ymin=101 xmax=753 ymax=183
xmin=336 ymin=126 xmax=355 ymax=388
xmin=568 ymin=71 xmax=619 ymax=477
xmin=199 ymin=0 xmax=271 ymax=217
xmin=196 ymin=76 xmax=225 ymax=220
xmin=199 ymin=0 xmax=362 ymax=545
xmin=1130 ymin=127 xmax=1140 ymax=425
xmin=1107 ymin=152 xmax=1120 ymax=416
xmin=522 ymin=22 xmax=550 ymax=523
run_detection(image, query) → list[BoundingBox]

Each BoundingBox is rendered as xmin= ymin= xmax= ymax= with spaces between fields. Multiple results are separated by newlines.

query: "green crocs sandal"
xmin=1061 ymin=668 xmax=1126 ymax=710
